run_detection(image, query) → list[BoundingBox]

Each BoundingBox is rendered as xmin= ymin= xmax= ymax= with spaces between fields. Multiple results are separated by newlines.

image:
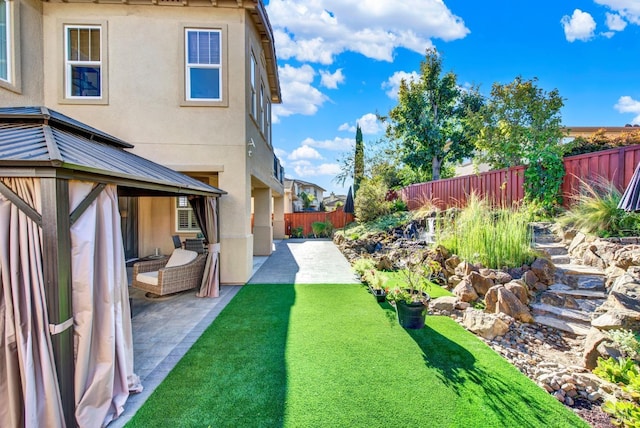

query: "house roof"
xmin=0 ymin=107 xmax=226 ymax=197
xmin=284 ymin=177 xmax=326 ymax=192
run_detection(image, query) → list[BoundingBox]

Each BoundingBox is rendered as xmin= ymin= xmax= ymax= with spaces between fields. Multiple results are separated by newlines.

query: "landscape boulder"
xmin=467 ymin=271 xmax=494 ymax=296
xmin=430 ymin=296 xmax=458 ymax=312
xmin=505 ymin=281 xmax=529 ymax=305
xmin=531 ymin=257 xmax=556 ymax=285
xmin=454 ymin=279 xmax=479 ymax=302
xmin=462 ymin=308 xmax=510 ymax=340
xmin=583 ymin=327 xmax=608 ymax=370
xmin=485 ymin=285 xmax=534 ymax=323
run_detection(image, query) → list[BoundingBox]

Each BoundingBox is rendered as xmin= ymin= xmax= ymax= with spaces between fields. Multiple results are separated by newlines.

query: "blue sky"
xmin=265 ymin=0 xmax=640 ymax=196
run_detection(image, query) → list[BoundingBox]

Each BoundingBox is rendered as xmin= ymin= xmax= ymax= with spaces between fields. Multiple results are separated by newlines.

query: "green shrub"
xmin=557 ymin=178 xmax=640 ymax=238
xmin=593 ymin=356 xmax=639 ymax=385
xmin=611 ymin=329 xmax=640 ymax=359
xmin=361 ymin=269 xmax=387 ymax=290
xmin=290 ymin=226 xmax=303 ymax=238
xmin=311 ymin=220 xmax=333 ymax=238
xmin=435 ymin=193 xmax=536 ymax=269
xmin=390 ymin=198 xmax=408 ymax=213
xmin=354 ymin=178 xmax=392 ymax=223
xmin=603 ymin=400 xmax=640 ymax=428
xmin=353 ymin=258 xmax=376 ymax=277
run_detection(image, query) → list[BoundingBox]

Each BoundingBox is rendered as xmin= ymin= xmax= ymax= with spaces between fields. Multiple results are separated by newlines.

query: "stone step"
xmin=550 ymin=255 xmax=571 ymax=264
xmin=533 ymin=315 xmax=591 ymax=336
xmin=530 ymin=303 xmax=592 ymax=323
xmin=534 ymin=235 xmax=561 ymax=244
xmin=555 ymin=263 xmax=605 ymax=276
xmin=534 ymin=242 xmax=568 ymax=256
xmin=554 ymin=264 xmax=606 ymax=290
xmin=545 ymin=287 xmax=607 ymax=300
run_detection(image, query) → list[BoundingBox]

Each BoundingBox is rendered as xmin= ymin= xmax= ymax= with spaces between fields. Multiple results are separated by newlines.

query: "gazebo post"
xmin=41 ymin=177 xmax=75 ymax=427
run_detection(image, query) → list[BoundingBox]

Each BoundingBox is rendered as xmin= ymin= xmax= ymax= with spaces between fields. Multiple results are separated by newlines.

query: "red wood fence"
xmin=400 ymin=144 xmax=640 ymax=210
xmin=285 ymin=209 xmax=355 ymax=237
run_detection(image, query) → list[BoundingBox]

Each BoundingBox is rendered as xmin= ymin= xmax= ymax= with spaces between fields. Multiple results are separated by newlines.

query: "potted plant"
xmin=386 ymin=259 xmax=441 ymax=329
xmin=362 ymin=269 xmax=388 ymax=302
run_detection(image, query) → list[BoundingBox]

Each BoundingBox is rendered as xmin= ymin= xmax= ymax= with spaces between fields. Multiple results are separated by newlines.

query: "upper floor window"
xmin=185 ymin=29 xmax=221 ymax=101
xmin=65 ymin=25 xmax=102 ymax=98
xmin=250 ymin=52 xmax=257 ymax=118
xmin=0 ymin=0 xmax=10 ymax=83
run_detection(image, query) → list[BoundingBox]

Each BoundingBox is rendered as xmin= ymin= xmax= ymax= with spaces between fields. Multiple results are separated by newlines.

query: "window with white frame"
xmin=259 ymin=81 xmax=265 ymax=132
xmin=176 ymin=196 xmax=200 ymax=232
xmin=0 ymin=0 xmax=10 ymax=83
xmin=185 ymin=29 xmax=222 ymax=101
xmin=266 ymin=98 xmax=271 ymax=144
xmin=65 ymin=25 xmax=102 ymax=98
xmin=250 ymin=52 xmax=257 ymax=118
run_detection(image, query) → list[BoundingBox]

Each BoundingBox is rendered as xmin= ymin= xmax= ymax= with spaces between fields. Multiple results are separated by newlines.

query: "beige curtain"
xmin=196 ymin=197 xmax=220 ymax=298
xmin=0 ymin=178 xmax=65 ymax=428
xmin=69 ymin=181 xmax=142 ymax=427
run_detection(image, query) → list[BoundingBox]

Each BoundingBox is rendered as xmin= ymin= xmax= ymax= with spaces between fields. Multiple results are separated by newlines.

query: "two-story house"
xmin=283 ymin=178 xmax=325 ymax=212
xmin=1 ymin=0 xmax=284 ymax=284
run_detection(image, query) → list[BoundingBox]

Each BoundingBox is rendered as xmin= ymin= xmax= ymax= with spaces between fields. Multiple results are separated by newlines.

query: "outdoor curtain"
xmin=0 ymin=178 xmax=141 ymax=428
xmin=70 ymin=181 xmax=142 ymax=427
xmin=0 ymin=177 xmax=66 ymax=428
xmin=190 ymin=196 xmax=220 ymax=298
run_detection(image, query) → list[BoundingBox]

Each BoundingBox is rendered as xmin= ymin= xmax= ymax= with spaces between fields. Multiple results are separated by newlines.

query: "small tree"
xmin=469 ymin=76 xmax=566 ymax=209
xmin=299 ymin=191 xmax=315 ymax=210
xmin=382 ymin=48 xmax=483 ymax=181
xmin=354 ymin=124 xmax=364 ymax=197
xmin=354 ymin=177 xmax=391 ymax=223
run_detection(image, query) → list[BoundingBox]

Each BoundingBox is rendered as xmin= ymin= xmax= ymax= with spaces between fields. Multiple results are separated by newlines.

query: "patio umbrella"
xmin=619 ymin=161 xmax=640 ymax=212
xmin=344 ymin=186 xmax=354 ymax=214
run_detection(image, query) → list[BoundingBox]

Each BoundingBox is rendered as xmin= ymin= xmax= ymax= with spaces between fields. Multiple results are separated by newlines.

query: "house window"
xmin=266 ymin=99 xmax=271 ymax=144
xmin=0 ymin=0 xmax=9 ymax=83
xmin=176 ymin=196 xmax=200 ymax=232
xmin=185 ymin=29 xmax=222 ymax=101
xmin=65 ymin=25 xmax=102 ymax=98
xmin=250 ymin=52 xmax=257 ymax=118
xmin=260 ymin=81 xmax=266 ymax=132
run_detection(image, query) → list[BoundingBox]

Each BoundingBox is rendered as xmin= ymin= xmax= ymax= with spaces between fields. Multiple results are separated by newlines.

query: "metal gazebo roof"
xmin=0 ymin=106 xmax=226 ymax=197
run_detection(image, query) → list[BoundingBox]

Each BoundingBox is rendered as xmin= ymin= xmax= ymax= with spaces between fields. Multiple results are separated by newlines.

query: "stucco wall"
xmin=38 ymin=2 xmax=279 ymax=284
xmin=0 ymin=0 xmax=44 ymax=104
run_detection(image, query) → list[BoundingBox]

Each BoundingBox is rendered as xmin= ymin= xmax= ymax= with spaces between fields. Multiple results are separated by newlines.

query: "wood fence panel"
xmin=401 ymin=145 xmax=640 ymax=210
xmin=284 ymin=209 xmax=355 ymax=237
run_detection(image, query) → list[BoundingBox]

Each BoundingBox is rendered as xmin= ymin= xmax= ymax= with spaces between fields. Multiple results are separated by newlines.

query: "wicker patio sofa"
xmin=131 ymin=249 xmax=207 ymax=296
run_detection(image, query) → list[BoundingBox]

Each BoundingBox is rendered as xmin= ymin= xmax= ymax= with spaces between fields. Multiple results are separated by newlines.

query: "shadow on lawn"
xmin=379 ymin=303 xmax=578 ymax=427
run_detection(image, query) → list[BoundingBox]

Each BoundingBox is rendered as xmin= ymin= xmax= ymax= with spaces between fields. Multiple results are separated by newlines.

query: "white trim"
xmin=0 ymin=0 xmax=10 ymax=84
xmin=184 ymin=28 xmax=222 ymax=102
xmin=64 ymin=24 xmax=103 ymax=100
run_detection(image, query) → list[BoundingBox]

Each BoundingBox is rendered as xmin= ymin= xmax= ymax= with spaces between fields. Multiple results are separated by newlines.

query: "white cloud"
xmin=301 ymin=136 xmax=355 ymax=151
xmin=288 ymin=145 xmax=323 ymax=160
xmin=615 ymin=96 xmax=640 ymax=124
xmin=338 ymin=122 xmax=353 ymax=132
xmin=596 ymin=0 xmax=640 ymax=25
xmin=356 ymin=113 xmax=383 ymax=135
xmin=320 ymin=68 xmax=345 ymax=89
xmin=606 ymin=12 xmax=628 ymax=31
xmin=382 ymin=71 xmax=420 ymax=99
xmin=291 ymin=160 xmax=342 ymax=177
xmin=561 ymin=9 xmax=596 ymax=42
xmin=266 ymin=0 xmax=469 ymax=65
xmin=272 ymin=64 xmax=329 ymax=123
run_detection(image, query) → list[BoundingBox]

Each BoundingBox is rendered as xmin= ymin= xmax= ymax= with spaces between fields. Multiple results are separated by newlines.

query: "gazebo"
xmin=0 ymin=107 xmax=225 ymax=427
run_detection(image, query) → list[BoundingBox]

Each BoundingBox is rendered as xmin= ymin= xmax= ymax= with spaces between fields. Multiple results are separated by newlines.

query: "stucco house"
xmin=283 ymin=178 xmax=325 ymax=212
xmin=1 ymin=0 xmax=284 ymax=284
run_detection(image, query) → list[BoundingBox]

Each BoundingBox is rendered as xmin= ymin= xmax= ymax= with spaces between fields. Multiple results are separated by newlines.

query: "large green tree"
xmin=353 ymin=124 xmax=364 ymax=197
xmin=382 ymin=49 xmax=482 ymax=181
xmin=469 ymin=76 xmax=566 ymax=207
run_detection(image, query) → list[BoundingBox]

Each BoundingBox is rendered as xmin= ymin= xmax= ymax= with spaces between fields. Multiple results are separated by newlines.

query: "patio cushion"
xmin=136 ymin=271 xmax=159 ymax=286
xmin=165 ymin=249 xmax=197 ymax=268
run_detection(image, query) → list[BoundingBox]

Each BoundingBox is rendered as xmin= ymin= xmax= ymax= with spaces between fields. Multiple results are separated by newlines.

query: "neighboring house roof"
xmin=0 ymin=107 xmax=226 ymax=197
xmin=323 ymin=193 xmax=347 ymax=207
xmin=284 ymin=177 xmax=326 ymax=192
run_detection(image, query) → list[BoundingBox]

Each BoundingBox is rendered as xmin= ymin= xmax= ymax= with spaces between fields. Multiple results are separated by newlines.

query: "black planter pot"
xmin=396 ymin=300 xmax=427 ymax=329
xmin=369 ymin=287 xmax=387 ymax=303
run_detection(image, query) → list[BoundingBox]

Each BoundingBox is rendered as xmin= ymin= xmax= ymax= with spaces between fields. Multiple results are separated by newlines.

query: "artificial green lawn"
xmin=126 ymin=283 xmax=587 ymax=428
